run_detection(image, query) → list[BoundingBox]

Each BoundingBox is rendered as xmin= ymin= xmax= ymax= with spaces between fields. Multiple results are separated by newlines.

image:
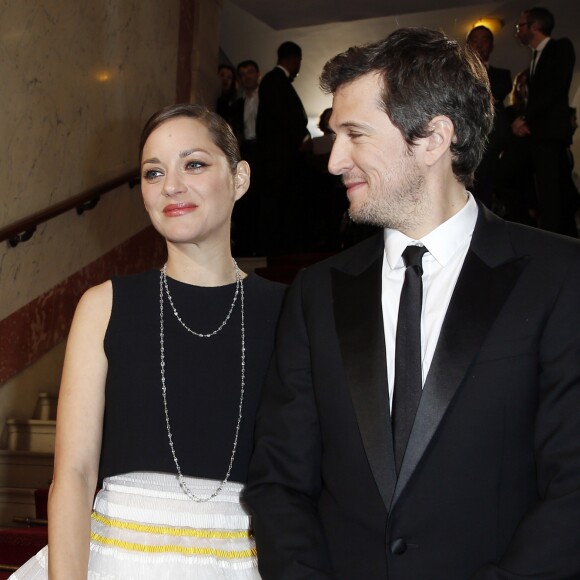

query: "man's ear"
xmin=234 ymin=161 xmax=250 ymax=200
xmin=424 ymin=116 xmax=455 ymax=167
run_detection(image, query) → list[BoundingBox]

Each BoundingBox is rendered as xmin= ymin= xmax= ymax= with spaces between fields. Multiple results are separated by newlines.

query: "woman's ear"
xmin=234 ymin=160 xmax=251 ymax=200
xmin=424 ymin=116 xmax=455 ymax=167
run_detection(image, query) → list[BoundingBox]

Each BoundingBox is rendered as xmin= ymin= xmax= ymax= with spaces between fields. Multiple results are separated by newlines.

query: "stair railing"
xmin=0 ymin=169 xmax=140 ymax=248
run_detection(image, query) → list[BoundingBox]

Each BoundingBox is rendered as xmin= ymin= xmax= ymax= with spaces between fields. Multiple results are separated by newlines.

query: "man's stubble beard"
xmin=348 ymin=155 xmax=430 ymax=232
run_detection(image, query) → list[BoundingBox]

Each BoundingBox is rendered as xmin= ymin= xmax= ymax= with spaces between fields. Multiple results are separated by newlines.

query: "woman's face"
xmin=141 ymin=117 xmax=248 ymax=247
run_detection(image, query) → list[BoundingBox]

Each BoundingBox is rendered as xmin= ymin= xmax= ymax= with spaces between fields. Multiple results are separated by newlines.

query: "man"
xmin=231 ymin=60 xmax=261 ymax=255
xmin=513 ymin=7 xmax=576 ymax=236
xmin=255 ymin=41 xmax=310 ymax=254
xmin=256 ymin=41 xmax=309 ymax=155
xmin=216 ymin=64 xmax=237 ymax=126
xmin=246 ymin=28 xmax=580 ymax=579
xmin=561 ymin=107 xmax=580 ymax=232
xmin=231 ymin=60 xmax=261 ymax=150
xmin=466 ymin=25 xmax=512 ymax=209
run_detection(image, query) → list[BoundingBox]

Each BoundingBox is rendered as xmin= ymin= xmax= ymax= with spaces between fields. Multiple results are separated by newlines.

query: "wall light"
xmin=470 ymin=18 xmax=503 ymax=35
xmin=95 ymin=71 xmax=111 ymax=83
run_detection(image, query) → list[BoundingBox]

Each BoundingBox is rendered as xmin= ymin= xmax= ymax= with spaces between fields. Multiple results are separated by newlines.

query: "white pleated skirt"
xmin=10 ymin=472 xmax=260 ymax=579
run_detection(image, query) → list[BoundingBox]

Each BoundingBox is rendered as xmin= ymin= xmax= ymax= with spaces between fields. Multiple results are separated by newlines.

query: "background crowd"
xmin=216 ymin=6 xmax=577 ymax=256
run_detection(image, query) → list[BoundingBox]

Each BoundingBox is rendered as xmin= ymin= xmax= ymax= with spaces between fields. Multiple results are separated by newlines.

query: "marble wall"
xmin=0 ymin=0 xmax=180 ymax=320
xmin=0 ymin=226 xmax=166 ymax=440
xmin=0 ymin=0 xmax=224 ymax=431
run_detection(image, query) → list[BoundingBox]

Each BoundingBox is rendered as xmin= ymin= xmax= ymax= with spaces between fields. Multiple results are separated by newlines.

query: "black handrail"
xmin=0 ymin=169 xmax=140 ymax=247
xmin=12 ymin=516 xmax=48 ymax=527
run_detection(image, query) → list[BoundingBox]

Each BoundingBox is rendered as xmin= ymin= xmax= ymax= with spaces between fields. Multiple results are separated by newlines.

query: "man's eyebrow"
xmin=334 ymin=121 xmax=373 ymax=132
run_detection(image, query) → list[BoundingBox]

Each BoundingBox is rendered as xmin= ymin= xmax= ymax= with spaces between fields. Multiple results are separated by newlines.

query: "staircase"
xmin=0 ymin=393 xmax=56 ymax=530
xmin=0 ymin=393 xmax=55 ymax=574
xmin=253 ymin=252 xmax=334 ymax=284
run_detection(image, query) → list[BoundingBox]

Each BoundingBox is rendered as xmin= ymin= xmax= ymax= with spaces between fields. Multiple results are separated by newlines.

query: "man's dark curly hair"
xmin=320 ymin=27 xmax=494 ymax=187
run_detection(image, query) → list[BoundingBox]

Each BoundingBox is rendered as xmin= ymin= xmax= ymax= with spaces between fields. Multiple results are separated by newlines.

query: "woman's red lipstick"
xmin=163 ymin=203 xmax=197 ymax=217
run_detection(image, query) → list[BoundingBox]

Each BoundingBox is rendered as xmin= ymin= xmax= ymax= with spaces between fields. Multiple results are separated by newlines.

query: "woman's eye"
xmin=143 ymin=169 xmax=163 ymax=180
xmin=186 ymin=160 xmax=207 ymax=170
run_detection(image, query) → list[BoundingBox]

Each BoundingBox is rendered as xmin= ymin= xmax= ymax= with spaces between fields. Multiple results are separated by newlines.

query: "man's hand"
xmin=512 ymin=116 xmax=531 ymax=137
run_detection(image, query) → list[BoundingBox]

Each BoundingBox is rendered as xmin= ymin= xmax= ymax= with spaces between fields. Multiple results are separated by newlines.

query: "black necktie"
xmin=392 ymin=245 xmax=428 ymax=475
xmin=530 ymin=50 xmax=538 ymax=79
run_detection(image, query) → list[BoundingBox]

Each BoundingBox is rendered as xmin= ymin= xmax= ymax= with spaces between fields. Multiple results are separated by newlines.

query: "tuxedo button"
xmin=391 ymin=538 xmax=407 ymax=555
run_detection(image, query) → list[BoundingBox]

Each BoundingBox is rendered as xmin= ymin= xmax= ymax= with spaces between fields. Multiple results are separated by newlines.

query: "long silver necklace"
xmin=159 ymin=259 xmax=245 ymax=502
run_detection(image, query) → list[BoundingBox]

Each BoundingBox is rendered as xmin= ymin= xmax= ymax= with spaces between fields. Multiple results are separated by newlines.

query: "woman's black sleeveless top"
xmin=98 ymin=270 xmax=285 ymax=485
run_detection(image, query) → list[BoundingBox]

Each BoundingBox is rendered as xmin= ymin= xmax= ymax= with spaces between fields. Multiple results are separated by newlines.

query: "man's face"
xmin=328 ymin=73 xmax=429 ymax=232
xmin=238 ymin=65 xmax=260 ymax=92
xmin=467 ymin=28 xmax=493 ymax=63
xmin=287 ymin=56 xmax=302 ymax=81
xmin=515 ymin=13 xmax=534 ymax=46
xmin=218 ymin=67 xmax=234 ymax=92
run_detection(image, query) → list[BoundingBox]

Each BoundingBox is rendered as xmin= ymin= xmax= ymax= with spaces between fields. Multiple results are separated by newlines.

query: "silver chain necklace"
xmin=159 ymin=260 xmax=245 ymax=502
xmin=162 ymin=263 xmax=240 ymax=337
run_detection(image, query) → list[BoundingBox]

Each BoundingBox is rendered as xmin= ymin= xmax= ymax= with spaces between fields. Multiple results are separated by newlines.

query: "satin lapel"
xmin=392 ymin=209 xmax=528 ymax=506
xmin=332 ymin=255 xmax=397 ymax=511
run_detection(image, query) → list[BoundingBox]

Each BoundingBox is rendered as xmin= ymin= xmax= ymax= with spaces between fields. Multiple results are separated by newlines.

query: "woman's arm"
xmin=47 ymin=281 xmax=112 ymax=579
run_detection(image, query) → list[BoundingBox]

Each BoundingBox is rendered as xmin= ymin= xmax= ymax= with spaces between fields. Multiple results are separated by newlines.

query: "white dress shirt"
xmin=530 ymin=36 xmax=550 ymax=76
xmin=243 ymin=91 xmax=259 ymax=141
xmin=381 ymin=192 xmax=478 ymax=410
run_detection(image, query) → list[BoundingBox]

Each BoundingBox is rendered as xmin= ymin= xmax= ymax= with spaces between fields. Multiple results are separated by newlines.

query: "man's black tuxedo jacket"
xmin=525 ymin=37 xmax=575 ymax=143
xmin=487 ymin=65 xmax=512 ymax=107
xmin=487 ymin=65 xmax=512 ymax=147
xmin=230 ymin=96 xmax=246 ymax=143
xmin=246 ymin=205 xmax=580 ymax=579
xmin=256 ymin=66 xmax=309 ymax=158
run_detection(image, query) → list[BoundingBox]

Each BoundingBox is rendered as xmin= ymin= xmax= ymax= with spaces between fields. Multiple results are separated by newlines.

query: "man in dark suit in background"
xmin=467 ymin=25 xmax=512 ymax=209
xmin=231 ymin=60 xmax=261 ymax=255
xmin=231 ymin=59 xmax=261 ymax=150
xmin=513 ymin=6 xmax=576 ymax=236
xmin=255 ymin=41 xmax=311 ymax=254
xmin=246 ymin=27 xmax=580 ymax=580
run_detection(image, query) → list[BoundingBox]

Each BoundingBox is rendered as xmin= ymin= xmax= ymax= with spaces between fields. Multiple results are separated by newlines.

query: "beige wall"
xmin=0 ymin=0 xmax=225 ymax=433
xmin=0 ymin=1 xmax=180 ymax=321
xmin=0 ymin=343 xmax=64 ymax=448
xmin=191 ymin=0 xmax=224 ymax=108
xmin=220 ymin=0 xmax=580 ymax=157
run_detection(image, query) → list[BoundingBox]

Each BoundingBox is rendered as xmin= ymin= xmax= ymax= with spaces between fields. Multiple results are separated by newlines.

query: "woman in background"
xmin=496 ymin=71 xmax=537 ymax=225
xmin=12 ymin=104 xmax=285 ymax=579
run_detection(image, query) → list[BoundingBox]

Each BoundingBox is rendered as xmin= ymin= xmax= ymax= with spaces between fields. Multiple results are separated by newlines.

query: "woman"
xmin=505 ymin=70 xmax=528 ymax=120
xmin=12 ymin=104 xmax=286 ymax=579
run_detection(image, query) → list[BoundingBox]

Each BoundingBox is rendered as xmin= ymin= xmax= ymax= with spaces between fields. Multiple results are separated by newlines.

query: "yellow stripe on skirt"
xmin=11 ymin=472 xmax=261 ymax=580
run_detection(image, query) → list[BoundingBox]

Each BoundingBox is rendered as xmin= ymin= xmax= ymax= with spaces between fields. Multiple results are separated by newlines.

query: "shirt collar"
xmin=276 ymin=64 xmax=291 ymax=78
xmin=534 ymin=37 xmax=550 ymax=53
xmin=384 ymin=192 xmax=478 ymax=269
